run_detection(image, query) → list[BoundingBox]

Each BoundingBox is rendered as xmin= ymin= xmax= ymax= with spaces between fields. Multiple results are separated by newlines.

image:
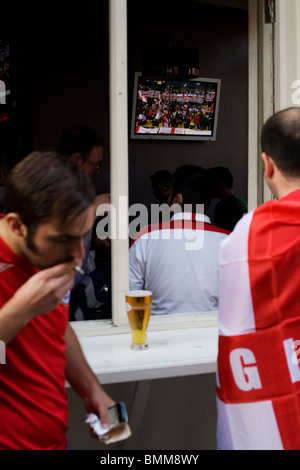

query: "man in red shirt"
xmin=0 ymin=150 xmax=115 ymax=449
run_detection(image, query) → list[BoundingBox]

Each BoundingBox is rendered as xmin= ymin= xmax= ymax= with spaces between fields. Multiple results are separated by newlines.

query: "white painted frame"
xmin=108 ymin=0 xmax=129 ymax=327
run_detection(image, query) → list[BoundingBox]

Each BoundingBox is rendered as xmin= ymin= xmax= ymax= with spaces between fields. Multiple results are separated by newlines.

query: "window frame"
xmin=71 ymin=0 xmax=276 ymax=336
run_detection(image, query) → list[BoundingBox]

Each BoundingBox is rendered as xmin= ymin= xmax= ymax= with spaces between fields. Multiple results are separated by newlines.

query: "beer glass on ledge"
xmin=125 ymin=290 xmax=152 ymax=350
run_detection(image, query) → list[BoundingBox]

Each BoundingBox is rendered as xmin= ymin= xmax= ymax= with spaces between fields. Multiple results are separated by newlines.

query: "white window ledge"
xmin=69 ymin=312 xmax=218 ymax=385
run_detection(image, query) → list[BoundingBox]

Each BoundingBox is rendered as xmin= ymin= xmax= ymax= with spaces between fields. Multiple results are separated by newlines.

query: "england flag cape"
xmin=216 ymin=190 xmax=300 ymax=450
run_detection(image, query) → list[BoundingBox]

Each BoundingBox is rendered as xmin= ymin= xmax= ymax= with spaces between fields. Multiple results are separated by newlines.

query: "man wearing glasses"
xmin=58 ymin=126 xmax=110 ymax=208
xmin=58 ymin=126 xmax=111 ymax=320
xmin=58 ymin=126 xmax=104 ymax=174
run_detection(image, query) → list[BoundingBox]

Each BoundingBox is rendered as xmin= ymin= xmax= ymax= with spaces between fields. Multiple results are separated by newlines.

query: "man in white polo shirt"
xmin=129 ymin=171 xmax=229 ymax=315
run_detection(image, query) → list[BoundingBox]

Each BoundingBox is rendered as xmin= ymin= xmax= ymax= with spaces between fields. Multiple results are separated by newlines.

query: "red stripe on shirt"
xmin=130 ymin=219 xmax=230 ymax=248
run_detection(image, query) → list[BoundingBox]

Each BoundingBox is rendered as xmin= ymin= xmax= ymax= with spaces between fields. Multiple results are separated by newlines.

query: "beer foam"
xmin=126 ymin=290 xmax=152 ymax=297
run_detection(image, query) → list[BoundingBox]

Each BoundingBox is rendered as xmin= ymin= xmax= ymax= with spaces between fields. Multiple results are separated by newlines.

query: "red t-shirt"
xmin=0 ymin=236 xmax=69 ymax=450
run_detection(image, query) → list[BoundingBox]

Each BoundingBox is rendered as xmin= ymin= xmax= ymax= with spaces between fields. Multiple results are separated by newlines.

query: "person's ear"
xmin=5 ymin=213 xmax=27 ymax=239
xmin=172 ymin=193 xmax=183 ymax=205
xmin=261 ymin=152 xmax=275 ymax=179
xmin=71 ymin=152 xmax=83 ymax=165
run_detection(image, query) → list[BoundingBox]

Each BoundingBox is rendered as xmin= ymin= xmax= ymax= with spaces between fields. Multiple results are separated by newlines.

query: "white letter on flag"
xmin=230 ymin=348 xmax=262 ymax=392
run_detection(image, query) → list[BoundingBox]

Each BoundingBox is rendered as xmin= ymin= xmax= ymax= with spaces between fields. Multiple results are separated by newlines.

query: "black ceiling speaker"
xmin=141 ymin=47 xmax=200 ymax=79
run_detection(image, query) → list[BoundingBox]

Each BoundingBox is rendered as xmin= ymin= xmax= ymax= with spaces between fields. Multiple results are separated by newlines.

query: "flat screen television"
xmin=130 ymin=72 xmax=221 ymax=141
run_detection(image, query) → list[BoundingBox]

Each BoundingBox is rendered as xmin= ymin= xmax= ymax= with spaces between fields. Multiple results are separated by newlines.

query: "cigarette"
xmin=75 ymin=265 xmax=85 ymax=276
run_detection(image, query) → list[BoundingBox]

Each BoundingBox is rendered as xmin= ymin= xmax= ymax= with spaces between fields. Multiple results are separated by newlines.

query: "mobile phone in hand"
xmin=108 ymin=402 xmax=128 ymax=426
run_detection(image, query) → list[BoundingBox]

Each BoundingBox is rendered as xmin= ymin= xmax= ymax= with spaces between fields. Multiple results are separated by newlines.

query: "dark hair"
xmin=181 ymin=172 xmax=213 ymax=212
xmin=172 ymin=164 xmax=203 ymax=195
xmin=0 ymin=154 xmax=7 ymax=170
xmin=261 ymin=107 xmax=300 ymax=177
xmin=207 ymin=166 xmax=233 ymax=189
xmin=57 ymin=126 xmax=103 ymax=159
xmin=4 ymin=151 xmax=96 ymax=231
xmin=150 ymin=170 xmax=172 ymax=186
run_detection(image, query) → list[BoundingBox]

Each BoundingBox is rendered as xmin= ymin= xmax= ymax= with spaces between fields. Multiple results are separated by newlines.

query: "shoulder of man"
xmin=130 ymin=221 xmax=172 ymax=248
xmin=219 ymin=210 xmax=254 ymax=263
xmin=219 ymin=198 xmax=279 ymax=261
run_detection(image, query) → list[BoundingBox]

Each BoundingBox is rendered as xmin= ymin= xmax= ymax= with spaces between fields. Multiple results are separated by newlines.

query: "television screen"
xmin=130 ymin=72 xmax=221 ymax=141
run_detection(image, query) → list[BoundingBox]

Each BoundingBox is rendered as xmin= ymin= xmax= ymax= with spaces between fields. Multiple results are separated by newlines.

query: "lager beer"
xmin=126 ymin=290 xmax=152 ymax=350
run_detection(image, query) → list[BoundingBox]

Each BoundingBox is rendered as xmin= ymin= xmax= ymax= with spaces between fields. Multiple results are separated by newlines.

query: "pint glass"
xmin=125 ymin=290 xmax=152 ymax=350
